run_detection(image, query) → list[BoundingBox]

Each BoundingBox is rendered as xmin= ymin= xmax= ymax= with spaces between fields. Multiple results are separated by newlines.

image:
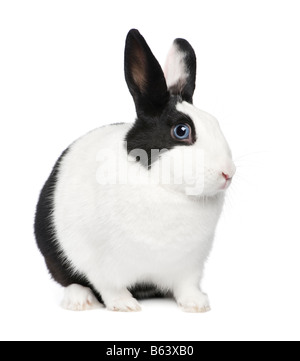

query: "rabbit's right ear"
xmin=164 ymin=39 xmax=197 ymax=104
xmin=125 ymin=29 xmax=169 ymax=116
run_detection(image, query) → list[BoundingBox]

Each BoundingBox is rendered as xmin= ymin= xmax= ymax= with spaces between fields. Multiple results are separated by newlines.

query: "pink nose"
xmin=222 ymin=172 xmax=231 ymax=181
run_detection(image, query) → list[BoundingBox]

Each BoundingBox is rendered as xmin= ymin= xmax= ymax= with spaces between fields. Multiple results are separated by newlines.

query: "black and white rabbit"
xmin=35 ymin=29 xmax=235 ymax=312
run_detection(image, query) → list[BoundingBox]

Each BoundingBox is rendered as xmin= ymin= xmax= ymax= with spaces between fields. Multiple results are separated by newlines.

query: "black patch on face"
xmin=124 ymin=30 xmax=198 ymax=167
xmin=126 ymin=96 xmax=196 ymax=166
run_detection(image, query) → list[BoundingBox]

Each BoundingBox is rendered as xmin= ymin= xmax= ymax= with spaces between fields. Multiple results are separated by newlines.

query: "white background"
xmin=1 ymin=0 xmax=299 ymax=341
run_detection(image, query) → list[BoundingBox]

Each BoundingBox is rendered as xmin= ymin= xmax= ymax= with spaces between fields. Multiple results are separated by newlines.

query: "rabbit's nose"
xmin=222 ymin=162 xmax=236 ymax=180
xmin=222 ymin=172 xmax=231 ymax=181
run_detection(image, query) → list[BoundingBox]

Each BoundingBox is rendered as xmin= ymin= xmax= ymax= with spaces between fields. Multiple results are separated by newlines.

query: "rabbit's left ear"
xmin=164 ymin=39 xmax=197 ymax=104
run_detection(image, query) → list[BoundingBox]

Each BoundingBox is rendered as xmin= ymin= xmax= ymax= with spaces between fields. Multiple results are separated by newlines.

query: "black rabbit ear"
xmin=164 ymin=38 xmax=197 ymax=104
xmin=125 ymin=29 xmax=169 ymax=116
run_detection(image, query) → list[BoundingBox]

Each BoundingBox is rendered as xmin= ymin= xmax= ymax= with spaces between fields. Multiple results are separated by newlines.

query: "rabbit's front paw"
xmin=107 ymin=295 xmax=142 ymax=312
xmin=101 ymin=288 xmax=142 ymax=312
xmin=61 ymin=284 xmax=102 ymax=311
xmin=177 ymin=291 xmax=210 ymax=313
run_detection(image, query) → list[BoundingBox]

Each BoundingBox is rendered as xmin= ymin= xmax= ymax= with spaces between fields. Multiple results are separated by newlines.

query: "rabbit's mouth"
xmin=222 ymin=177 xmax=232 ymax=190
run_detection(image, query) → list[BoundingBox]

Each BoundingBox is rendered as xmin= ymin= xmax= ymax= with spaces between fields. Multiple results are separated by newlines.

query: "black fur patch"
xmin=126 ymin=96 xmax=196 ymax=166
xmin=129 ymin=283 xmax=172 ymax=300
xmin=34 ymin=149 xmax=103 ymax=302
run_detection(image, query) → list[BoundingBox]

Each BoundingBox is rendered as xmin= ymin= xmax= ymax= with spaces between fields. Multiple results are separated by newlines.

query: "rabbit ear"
xmin=125 ymin=29 xmax=169 ymax=116
xmin=164 ymin=39 xmax=197 ymax=104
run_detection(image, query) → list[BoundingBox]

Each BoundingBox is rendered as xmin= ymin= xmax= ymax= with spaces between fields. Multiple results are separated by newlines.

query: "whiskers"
xmin=223 ymin=150 xmax=269 ymax=214
xmin=234 ymin=150 xmax=269 ymax=168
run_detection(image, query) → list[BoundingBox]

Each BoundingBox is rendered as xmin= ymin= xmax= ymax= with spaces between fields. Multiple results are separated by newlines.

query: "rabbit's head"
xmin=125 ymin=30 xmax=235 ymax=197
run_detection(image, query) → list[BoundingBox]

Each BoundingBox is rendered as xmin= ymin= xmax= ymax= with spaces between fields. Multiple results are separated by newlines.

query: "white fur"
xmin=175 ymin=102 xmax=236 ymax=194
xmin=103 ymin=288 xmax=141 ymax=312
xmin=62 ymin=284 xmax=102 ymax=311
xmin=53 ymin=102 xmax=235 ymax=312
xmin=164 ymin=42 xmax=188 ymax=90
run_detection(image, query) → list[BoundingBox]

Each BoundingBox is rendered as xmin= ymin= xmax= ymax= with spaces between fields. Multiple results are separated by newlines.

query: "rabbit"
xmin=34 ymin=29 xmax=236 ymax=313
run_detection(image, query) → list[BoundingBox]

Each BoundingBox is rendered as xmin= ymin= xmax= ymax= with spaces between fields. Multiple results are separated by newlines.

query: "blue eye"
xmin=173 ymin=124 xmax=190 ymax=140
